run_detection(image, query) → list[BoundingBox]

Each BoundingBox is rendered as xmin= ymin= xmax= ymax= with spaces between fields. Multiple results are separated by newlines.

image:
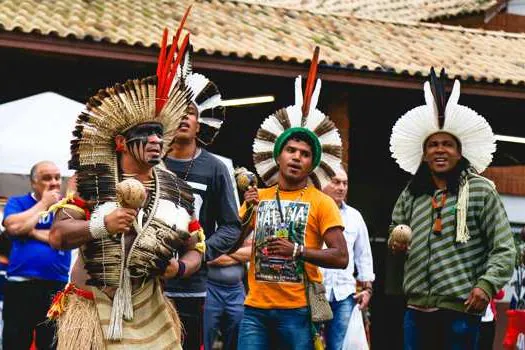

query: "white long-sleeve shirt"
xmin=322 ymin=202 xmax=375 ymax=302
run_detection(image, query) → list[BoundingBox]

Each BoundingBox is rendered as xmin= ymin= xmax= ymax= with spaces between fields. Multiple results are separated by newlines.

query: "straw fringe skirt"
xmin=56 ymin=279 xmax=181 ymax=349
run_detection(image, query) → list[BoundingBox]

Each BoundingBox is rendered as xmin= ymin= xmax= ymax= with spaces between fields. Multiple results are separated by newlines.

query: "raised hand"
xmin=104 ymin=208 xmax=137 ymax=234
xmin=244 ymin=186 xmax=259 ymax=207
xmin=40 ymin=189 xmax=61 ymax=208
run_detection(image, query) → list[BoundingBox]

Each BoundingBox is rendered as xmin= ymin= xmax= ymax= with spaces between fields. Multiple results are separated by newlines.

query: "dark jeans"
xmin=169 ymin=296 xmax=205 ymax=350
xmin=2 ymin=279 xmax=65 ymax=350
xmin=203 ymin=280 xmax=245 ymax=350
xmin=238 ymin=306 xmax=313 ymax=350
xmin=404 ymin=308 xmax=481 ymax=350
xmin=479 ymin=321 xmax=496 ymax=350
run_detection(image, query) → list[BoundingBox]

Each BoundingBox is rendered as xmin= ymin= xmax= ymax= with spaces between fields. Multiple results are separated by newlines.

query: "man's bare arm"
xmin=207 ymin=255 xmax=239 ymax=266
xmin=29 ymin=229 xmax=50 ymax=243
xmin=208 ymin=239 xmax=252 ymax=266
xmin=164 ymin=250 xmax=202 ymax=279
xmin=4 ymin=190 xmax=60 ymax=236
xmin=228 ymin=241 xmax=252 ymax=263
xmin=49 ymin=209 xmax=92 ymax=250
xmin=302 ymin=227 xmax=348 ymax=268
xmin=266 ymin=227 xmax=348 ymax=269
xmin=49 ymin=207 xmax=136 ymax=250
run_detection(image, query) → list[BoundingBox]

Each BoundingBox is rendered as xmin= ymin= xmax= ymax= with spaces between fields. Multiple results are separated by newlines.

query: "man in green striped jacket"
xmin=388 ymin=68 xmax=516 ymax=349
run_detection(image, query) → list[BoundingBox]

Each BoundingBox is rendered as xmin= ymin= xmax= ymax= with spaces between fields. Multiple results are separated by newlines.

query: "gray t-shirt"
xmin=164 ymin=149 xmax=242 ymax=295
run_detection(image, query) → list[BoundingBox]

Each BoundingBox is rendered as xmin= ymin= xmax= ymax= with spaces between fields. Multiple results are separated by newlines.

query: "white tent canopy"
xmin=0 ymin=92 xmax=83 ymax=197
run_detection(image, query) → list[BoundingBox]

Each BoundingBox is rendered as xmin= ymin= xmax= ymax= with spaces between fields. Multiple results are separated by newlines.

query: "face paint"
xmin=124 ymin=123 xmax=164 ymax=166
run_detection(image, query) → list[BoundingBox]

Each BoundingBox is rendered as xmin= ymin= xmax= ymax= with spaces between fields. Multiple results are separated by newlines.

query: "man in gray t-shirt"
xmin=164 ymin=82 xmax=243 ymax=349
xmin=164 ymin=147 xmax=242 ymax=350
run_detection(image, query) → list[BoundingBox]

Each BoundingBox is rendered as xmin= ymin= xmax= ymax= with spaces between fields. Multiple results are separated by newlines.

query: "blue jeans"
xmin=324 ymin=295 xmax=356 ymax=350
xmin=238 ymin=306 xmax=313 ymax=350
xmin=204 ymin=280 xmax=245 ymax=350
xmin=404 ymin=308 xmax=481 ymax=350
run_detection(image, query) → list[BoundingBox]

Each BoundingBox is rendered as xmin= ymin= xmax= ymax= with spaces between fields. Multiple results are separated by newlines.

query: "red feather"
xmin=160 ymin=35 xmax=178 ymax=91
xmin=302 ymin=47 xmax=320 ymax=118
xmin=163 ymin=34 xmax=190 ymax=98
xmin=156 ymin=28 xmax=168 ymax=112
xmin=174 ymin=6 xmax=192 ymax=52
xmin=156 ymin=6 xmax=193 ymax=114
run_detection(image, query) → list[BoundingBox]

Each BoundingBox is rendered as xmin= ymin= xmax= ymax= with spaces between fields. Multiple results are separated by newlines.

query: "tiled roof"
xmin=230 ymin=0 xmax=499 ymax=21
xmin=1 ymin=0 xmax=525 ymax=86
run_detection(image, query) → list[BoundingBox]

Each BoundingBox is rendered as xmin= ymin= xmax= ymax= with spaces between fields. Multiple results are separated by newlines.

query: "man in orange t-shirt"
xmin=238 ymin=48 xmax=348 ymax=349
xmin=239 ymin=126 xmax=348 ymax=349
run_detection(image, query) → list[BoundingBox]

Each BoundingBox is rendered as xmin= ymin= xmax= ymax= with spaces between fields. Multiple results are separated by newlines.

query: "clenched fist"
xmin=104 ymin=208 xmax=137 ymax=234
xmin=244 ymin=186 xmax=259 ymax=207
xmin=41 ymin=189 xmax=61 ymax=208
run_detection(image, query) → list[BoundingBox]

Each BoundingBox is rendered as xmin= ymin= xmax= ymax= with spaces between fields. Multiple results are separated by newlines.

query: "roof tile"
xmin=230 ymin=0 xmax=498 ymax=20
xmin=0 ymin=0 xmax=524 ymax=85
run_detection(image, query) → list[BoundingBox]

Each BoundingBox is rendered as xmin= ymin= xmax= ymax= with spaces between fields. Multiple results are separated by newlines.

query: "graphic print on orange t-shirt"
xmin=254 ymin=199 xmax=310 ymax=283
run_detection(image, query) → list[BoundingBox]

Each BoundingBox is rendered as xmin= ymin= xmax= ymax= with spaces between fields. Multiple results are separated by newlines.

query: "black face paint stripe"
xmin=139 ymin=139 xmax=147 ymax=163
xmin=127 ymin=140 xmax=141 ymax=163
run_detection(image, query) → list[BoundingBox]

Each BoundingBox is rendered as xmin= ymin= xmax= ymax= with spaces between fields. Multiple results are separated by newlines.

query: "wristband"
xmin=292 ymin=242 xmax=299 ymax=260
xmin=175 ymin=260 xmax=186 ymax=279
xmin=88 ymin=209 xmax=110 ymax=240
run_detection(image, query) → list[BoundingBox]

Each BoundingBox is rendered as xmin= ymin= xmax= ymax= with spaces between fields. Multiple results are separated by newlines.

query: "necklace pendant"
xmin=276 ymin=223 xmax=289 ymax=239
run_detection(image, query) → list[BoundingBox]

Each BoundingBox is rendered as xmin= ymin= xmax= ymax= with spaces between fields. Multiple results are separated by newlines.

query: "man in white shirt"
xmin=322 ymin=167 xmax=375 ymax=350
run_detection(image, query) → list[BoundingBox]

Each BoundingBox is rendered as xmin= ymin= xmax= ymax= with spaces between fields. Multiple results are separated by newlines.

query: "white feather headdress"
xmin=390 ymin=68 xmax=496 ymax=174
xmin=172 ymin=45 xmax=225 ymax=146
xmin=253 ymin=47 xmax=343 ymax=189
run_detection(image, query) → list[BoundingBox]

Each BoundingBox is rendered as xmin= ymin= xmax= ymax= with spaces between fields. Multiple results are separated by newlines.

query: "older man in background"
xmin=322 ymin=166 xmax=375 ymax=350
xmin=2 ymin=161 xmax=71 ymax=349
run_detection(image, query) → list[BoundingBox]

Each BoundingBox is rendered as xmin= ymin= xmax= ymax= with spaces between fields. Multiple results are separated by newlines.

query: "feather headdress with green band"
xmin=253 ymin=47 xmax=343 ymax=189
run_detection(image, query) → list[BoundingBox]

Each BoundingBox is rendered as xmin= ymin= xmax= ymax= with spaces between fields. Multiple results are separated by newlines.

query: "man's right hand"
xmin=104 ymin=208 xmax=137 ymax=234
xmin=40 ymin=189 xmax=61 ymax=208
xmin=244 ymin=186 xmax=259 ymax=206
xmin=388 ymin=238 xmax=409 ymax=254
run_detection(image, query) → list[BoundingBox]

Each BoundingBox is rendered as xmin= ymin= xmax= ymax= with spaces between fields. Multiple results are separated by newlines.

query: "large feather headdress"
xmin=390 ymin=68 xmax=496 ymax=174
xmin=253 ymin=47 xmax=343 ymax=189
xmin=69 ymin=19 xmax=192 ymax=202
xmin=165 ymin=7 xmax=225 ymax=146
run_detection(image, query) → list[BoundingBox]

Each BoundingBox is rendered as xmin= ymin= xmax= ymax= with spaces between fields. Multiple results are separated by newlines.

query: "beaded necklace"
xmin=431 ymin=191 xmax=447 ymax=235
xmin=275 ymin=185 xmax=308 ymax=238
xmin=182 ymin=146 xmax=198 ymax=181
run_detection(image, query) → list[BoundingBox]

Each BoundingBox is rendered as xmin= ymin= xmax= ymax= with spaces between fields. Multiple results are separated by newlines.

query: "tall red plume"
xmin=163 ymin=34 xmax=190 ymax=98
xmin=174 ymin=6 xmax=192 ymax=52
xmin=302 ymin=46 xmax=320 ymax=118
xmin=159 ymin=35 xmax=178 ymax=92
xmin=156 ymin=6 xmax=193 ymax=114
xmin=156 ymin=28 xmax=168 ymax=102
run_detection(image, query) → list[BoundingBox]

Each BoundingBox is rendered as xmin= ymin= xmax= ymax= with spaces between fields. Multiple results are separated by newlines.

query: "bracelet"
xmin=292 ymin=242 xmax=299 ymax=260
xmin=299 ymin=245 xmax=304 ymax=259
xmin=175 ymin=260 xmax=186 ymax=279
xmin=88 ymin=208 xmax=110 ymax=240
xmin=363 ymin=286 xmax=373 ymax=296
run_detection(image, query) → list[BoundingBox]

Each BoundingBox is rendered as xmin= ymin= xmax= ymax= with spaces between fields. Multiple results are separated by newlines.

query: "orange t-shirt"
xmin=241 ymin=185 xmax=343 ymax=309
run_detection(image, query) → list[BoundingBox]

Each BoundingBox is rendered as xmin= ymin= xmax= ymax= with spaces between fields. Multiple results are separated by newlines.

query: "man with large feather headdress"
xmin=388 ymin=68 xmax=515 ymax=349
xmin=238 ymin=47 xmax=349 ymax=349
xmin=45 ymin=21 xmax=204 ymax=349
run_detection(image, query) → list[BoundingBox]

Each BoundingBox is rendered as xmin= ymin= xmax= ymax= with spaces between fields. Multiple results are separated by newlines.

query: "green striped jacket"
xmin=391 ymin=172 xmax=516 ymax=314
